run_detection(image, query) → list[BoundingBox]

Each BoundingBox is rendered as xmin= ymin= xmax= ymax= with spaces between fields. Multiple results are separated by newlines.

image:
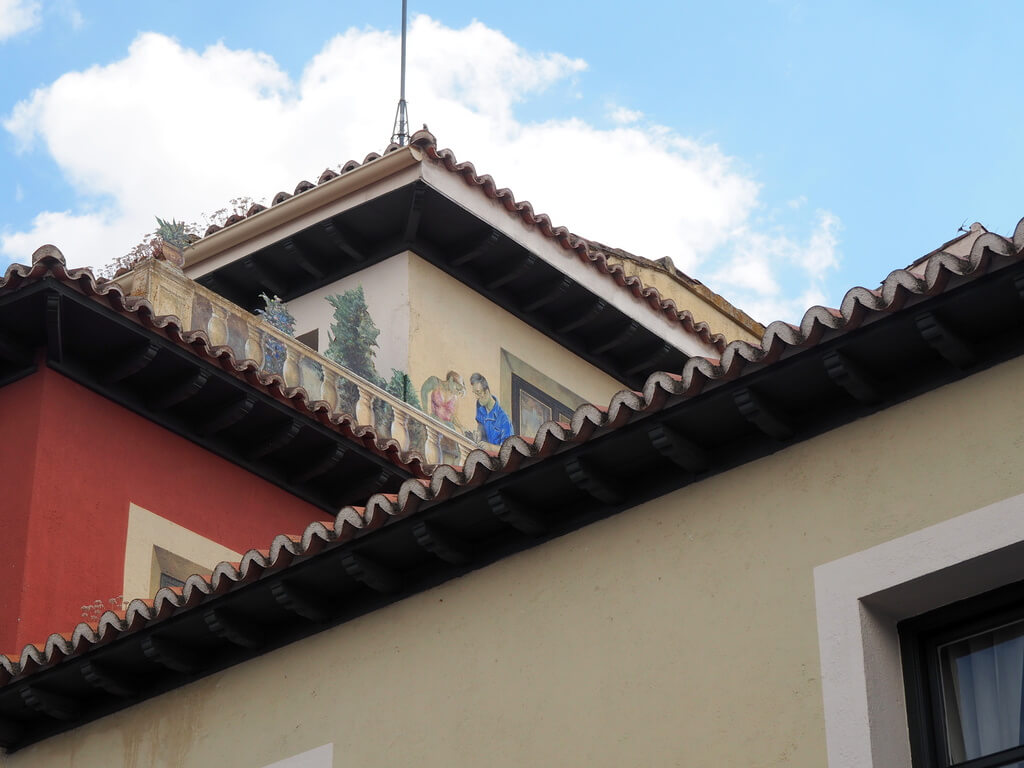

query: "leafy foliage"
xmin=155 ymin=217 xmax=190 ymax=249
xmin=324 ymin=287 xmax=424 ymax=436
xmin=99 ymin=197 xmax=260 ymax=279
xmin=195 ymin=197 xmax=260 ymax=236
xmin=256 ymin=293 xmax=295 ymax=377
xmin=385 ymin=369 xmax=421 ymax=408
xmin=255 ymin=293 xmax=296 ymax=337
xmin=100 ymin=234 xmax=162 ymax=279
xmin=388 ymin=368 xmax=426 ymax=451
xmin=324 ymin=286 xmax=382 ymax=383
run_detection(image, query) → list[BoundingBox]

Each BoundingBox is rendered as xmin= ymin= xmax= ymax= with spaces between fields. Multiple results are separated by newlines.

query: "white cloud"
xmin=59 ymin=0 xmax=83 ymax=30
xmin=1 ymin=15 xmax=838 ymax=327
xmin=608 ymin=105 xmax=643 ymax=125
xmin=14 ymin=184 xmax=23 ymax=202
xmin=0 ymin=0 xmax=39 ymax=41
xmin=707 ymin=209 xmax=842 ymax=324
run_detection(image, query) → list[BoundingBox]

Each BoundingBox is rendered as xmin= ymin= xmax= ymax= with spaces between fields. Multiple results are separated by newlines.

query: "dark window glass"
xmin=901 ymin=581 xmax=1024 ymax=768
xmin=938 ymin=620 xmax=1024 ymax=763
xmin=159 ymin=572 xmax=185 ymax=590
xmin=510 ymin=373 xmax=572 ymax=438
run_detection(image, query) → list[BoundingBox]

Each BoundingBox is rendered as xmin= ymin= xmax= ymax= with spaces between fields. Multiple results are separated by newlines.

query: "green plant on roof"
xmin=155 ymin=217 xmax=190 ymax=249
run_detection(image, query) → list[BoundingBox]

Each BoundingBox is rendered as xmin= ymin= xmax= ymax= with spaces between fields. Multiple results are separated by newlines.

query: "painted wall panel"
xmin=406 ymin=255 xmax=624 ymax=443
xmin=280 ymin=251 xmax=623 ymax=453
xmin=286 ymin=253 xmax=411 ymax=379
xmin=7 ymin=367 xmax=328 ymax=653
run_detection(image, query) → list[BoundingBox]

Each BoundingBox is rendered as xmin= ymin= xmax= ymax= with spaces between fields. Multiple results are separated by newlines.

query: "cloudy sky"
xmin=1 ymin=1 xmax=1022 ymax=323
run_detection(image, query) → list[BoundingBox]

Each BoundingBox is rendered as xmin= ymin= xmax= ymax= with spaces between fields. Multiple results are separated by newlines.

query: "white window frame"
xmin=814 ymin=491 xmax=1024 ymax=767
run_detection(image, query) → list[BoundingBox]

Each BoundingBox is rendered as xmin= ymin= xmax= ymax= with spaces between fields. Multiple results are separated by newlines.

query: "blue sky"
xmin=1 ymin=1 xmax=1022 ymax=323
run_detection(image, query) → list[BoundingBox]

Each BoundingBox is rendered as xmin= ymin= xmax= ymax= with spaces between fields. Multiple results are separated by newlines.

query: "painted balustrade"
xmin=114 ymin=258 xmax=477 ymax=464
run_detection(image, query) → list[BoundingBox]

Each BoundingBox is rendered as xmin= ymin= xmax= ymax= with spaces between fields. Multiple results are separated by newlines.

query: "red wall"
xmin=0 ymin=372 xmax=44 ymax=656
xmin=0 ymin=366 xmax=330 ymax=654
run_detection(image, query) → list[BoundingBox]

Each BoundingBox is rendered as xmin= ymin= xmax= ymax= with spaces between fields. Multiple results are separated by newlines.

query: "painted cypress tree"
xmin=385 ymin=369 xmax=421 ymax=408
xmin=324 ymin=286 xmax=421 ymax=439
xmin=324 ymin=286 xmax=381 ymax=383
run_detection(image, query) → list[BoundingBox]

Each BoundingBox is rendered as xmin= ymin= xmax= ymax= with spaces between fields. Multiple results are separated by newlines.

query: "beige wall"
xmin=406 ymin=255 xmax=625 ymax=437
xmin=10 ymin=355 xmax=1024 ymax=768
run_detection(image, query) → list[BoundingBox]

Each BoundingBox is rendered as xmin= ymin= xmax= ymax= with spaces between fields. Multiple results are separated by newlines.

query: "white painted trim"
xmin=814 ymin=491 xmax=1024 ymax=767
xmin=122 ymin=503 xmax=242 ymax=602
xmin=420 ymin=163 xmax=721 ymax=359
xmin=261 ymin=743 xmax=333 ymax=768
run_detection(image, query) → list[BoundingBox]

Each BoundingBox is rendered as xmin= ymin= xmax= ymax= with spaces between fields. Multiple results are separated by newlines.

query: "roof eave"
xmin=183 ymin=145 xmax=425 ymax=271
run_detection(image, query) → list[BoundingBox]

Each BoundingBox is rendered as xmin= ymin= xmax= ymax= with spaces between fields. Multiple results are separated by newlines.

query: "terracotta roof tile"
xmin=2 ymin=213 xmax=1022 ymax=687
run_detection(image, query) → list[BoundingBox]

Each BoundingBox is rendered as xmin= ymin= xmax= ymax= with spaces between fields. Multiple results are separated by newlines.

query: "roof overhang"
xmin=3 ymin=232 xmax=1023 ymax=750
xmin=0 ymin=272 xmax=417 ymax=513
xmin=182 ymin=150 xmax=721 ymax=389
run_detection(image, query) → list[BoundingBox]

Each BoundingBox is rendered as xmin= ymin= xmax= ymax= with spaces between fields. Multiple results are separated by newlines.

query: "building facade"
xmin=0 ymin=134 xmax=1020 ymax=767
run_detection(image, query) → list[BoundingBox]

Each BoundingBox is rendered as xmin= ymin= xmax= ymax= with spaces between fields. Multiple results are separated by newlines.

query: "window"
xmin=813 ymin=490 xmax=1024 ymax=768
xmin=153 ymin=545 xmax=209 ymax=593
xmin=900 ymin=580 xmax=1024 ymax=768
xmin=122 ymin=503 xmax=242 ymax=602
xmin=510 ymin=373 xmax=573 ymax=438
xmin=158 ymin=572 xmax=185 ymax=590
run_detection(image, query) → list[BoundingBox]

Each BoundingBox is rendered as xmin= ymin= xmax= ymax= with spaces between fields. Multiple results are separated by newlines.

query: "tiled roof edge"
xmin=2 ymin=246 xmax=431 ymax=479
xmin=591 ymin=244 xmax=766 ymax=339
xmin=3 ymin=216 xmax=1022 ymax=679
xmin=198 ymin=143 xmax=408 ymax=239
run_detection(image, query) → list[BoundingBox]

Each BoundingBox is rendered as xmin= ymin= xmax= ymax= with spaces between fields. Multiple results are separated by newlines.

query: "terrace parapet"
xmin=114 ymin=258 xmax=477 ymax=465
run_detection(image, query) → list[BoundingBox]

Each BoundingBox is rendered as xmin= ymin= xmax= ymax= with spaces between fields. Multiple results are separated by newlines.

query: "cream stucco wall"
xmin=405 ymin=255 xmax=625 ymax=437
xmin=285 ymin=253 xmax=411 ymax=381
xmin=9 ymin=355 xmax=1024 ymax=768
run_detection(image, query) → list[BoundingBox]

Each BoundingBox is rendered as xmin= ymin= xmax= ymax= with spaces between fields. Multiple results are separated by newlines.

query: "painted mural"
xmin=469 ymin=373 xmax=514 ymax=451
xmin=420 ymin=371 xmax=466 ymax=463
xmin=419 ymin=370 xmax=515 ymax=459
xmin=253 ymin=285 xmax=582 ymax=460
xmin=320 ymin=286 xmax=425 ymax=449
xmin=257 ymin=293 xmax=297 ymax=377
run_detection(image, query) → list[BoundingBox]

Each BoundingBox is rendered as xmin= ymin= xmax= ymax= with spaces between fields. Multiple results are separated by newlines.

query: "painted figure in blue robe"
xmin=470 ymin=372 xmax=513 ymax=451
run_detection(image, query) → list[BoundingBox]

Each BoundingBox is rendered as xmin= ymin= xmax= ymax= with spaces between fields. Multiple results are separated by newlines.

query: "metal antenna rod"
xmin=390 ymin=0 xmax=410 ymax=146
